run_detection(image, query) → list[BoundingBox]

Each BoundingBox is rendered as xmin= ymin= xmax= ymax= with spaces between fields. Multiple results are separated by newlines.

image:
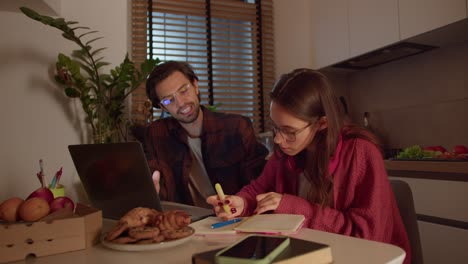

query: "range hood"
xmin=330 ymin=18 xmax=468 ymax=70
xmin=333 ymin=42 xmax=436 ymax=70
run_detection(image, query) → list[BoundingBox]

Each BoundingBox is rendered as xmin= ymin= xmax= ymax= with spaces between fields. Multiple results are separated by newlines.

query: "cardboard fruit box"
xmin=0 ymin=203 xmax=102 ymax=263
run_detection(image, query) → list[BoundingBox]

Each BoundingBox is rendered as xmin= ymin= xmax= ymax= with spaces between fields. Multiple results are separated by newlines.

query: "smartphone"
xmin=215 ymin=235 xmax=290 ymax=264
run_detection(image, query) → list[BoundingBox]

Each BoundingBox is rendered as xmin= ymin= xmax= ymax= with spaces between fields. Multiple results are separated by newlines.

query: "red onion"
xmin=27 ymin=187 xmax=54 ymax=204
xmin=49 ymin=197 xmax=75 ymax=213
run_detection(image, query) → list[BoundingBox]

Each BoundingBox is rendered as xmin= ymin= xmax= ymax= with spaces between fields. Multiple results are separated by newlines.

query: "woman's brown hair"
xmin=270 ymin=69 xmax=379 ymax=206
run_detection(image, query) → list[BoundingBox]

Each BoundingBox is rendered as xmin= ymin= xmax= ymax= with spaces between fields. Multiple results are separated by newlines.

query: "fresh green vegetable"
xmin=396 ymin=145 xmax=442 ymax=159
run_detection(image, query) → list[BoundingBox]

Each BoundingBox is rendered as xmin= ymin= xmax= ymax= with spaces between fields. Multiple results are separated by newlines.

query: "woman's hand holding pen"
xmin=207 ymin=190 xmax=284 ymax=218
xmin=254 ymin=192 xmax=283 ymax=215
xmin=206 ymin=194 xmax=244 ymax=220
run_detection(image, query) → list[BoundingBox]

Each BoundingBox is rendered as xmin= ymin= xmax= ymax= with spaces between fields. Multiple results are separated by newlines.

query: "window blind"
xmin=131 ymin=0 xmax=274 ymax=133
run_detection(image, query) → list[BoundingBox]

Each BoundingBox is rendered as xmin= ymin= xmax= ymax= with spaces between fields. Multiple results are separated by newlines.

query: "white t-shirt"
xmin=187 ymin=137 xmax=216 ymax=208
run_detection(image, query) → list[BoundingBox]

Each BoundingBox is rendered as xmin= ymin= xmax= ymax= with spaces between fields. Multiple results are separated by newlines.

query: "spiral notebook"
xmin=190 ymin=214 xmax=305 ymax=235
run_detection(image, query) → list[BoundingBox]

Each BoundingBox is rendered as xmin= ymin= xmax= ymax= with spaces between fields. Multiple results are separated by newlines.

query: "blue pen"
xmin=211 ymin=218 xmax=242 ymax=229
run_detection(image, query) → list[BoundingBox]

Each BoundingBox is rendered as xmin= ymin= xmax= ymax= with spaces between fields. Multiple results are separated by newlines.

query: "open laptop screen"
xmin=68 ymin=142 xmax=162 ymax=220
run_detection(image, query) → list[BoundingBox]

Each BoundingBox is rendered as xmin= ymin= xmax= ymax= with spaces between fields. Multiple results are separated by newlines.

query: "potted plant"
xmin=20 ymin=7 xmax=159 ymax=143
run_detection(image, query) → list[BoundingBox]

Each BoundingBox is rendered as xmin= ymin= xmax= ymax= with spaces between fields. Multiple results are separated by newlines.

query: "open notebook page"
xmin=190 ymin=214 xmax=305 ymax=235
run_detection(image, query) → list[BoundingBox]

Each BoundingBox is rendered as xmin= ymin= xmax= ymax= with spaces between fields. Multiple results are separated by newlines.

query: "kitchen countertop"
xmin=384 ymin=159 xmax=468 ymax=174
xmin=385 ymin=160 xmax=468 ymax=182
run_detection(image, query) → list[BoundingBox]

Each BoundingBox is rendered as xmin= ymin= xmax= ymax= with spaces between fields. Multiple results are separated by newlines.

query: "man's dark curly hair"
xmin=146 ymin=61 xmax=199 ymax=108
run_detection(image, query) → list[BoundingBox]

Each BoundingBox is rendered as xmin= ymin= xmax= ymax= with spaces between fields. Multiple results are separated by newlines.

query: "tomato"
xmin=453 ymin=145 xmax=468 ymax=155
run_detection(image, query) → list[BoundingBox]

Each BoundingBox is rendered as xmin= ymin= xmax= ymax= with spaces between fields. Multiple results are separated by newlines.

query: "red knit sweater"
xmin=237 ymin=136 xmax=411 ymax=264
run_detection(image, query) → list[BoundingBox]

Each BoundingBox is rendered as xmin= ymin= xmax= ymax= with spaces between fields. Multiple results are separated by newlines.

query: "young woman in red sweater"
xmin=206 ymin=68 xmax=411 ymax=263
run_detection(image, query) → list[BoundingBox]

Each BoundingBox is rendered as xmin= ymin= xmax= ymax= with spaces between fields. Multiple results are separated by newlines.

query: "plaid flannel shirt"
xmin=144 ymin=106 xmax=268 ymax=205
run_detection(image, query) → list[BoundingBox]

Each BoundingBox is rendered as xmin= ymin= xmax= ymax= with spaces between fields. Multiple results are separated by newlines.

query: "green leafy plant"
xmin=20 ymin=7 xmax=159 ymax=143
xmin=205 ymin=103 xmax=222 ymax=112
xmin=396 ymin=145 xmax=441 ymax=159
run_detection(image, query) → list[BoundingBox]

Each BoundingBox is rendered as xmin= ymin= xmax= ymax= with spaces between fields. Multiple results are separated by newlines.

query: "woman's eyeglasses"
xmin=160 ymin=83 xmax=191 ymax=106
xmin=272 ymin=123 xmax=313 ymax=142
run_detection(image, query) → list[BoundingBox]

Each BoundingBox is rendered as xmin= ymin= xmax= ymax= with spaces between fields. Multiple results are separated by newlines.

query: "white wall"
xmin=0 ymin=0 xmax=128 ymax=202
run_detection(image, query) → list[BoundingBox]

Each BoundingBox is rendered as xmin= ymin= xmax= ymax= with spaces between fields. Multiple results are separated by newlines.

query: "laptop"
xmin=68 ymin=142 xmax=213 ymax=221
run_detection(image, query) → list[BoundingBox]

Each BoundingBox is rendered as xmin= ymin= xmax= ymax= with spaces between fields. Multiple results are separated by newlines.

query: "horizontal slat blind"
xmin=151 ymin=0 xmax=210 ymax=119
xmin=131 ymin=0 xmax=274 ymax=133
xmin=260 ymin=0 xmax=274 ymax=131
xmin=131 ymin=0 xmax=152 ymax=125
xmin=211 ymin=0 xmax=260 ymax=128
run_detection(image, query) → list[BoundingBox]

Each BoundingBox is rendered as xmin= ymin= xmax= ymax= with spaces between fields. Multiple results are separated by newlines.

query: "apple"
xmin=49 ymin=197 xmax=75 ymax=213
xmin=27 ymin=187 xmax=54 ymax=204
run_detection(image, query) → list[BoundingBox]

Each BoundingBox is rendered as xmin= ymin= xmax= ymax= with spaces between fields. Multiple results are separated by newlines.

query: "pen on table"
xmin=214 ymin=183 xmax=231 ymax=215
xmin=211 ymin=218 xmax=242 ymax=229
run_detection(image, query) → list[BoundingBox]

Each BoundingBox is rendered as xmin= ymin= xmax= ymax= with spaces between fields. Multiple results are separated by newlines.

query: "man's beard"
xmin=175 ymin=102 xmax=201 ymax=124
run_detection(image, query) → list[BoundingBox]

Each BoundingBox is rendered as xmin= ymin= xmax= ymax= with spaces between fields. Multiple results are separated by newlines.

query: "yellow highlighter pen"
xmin=215 ymin=183 xmax=231 ymax=215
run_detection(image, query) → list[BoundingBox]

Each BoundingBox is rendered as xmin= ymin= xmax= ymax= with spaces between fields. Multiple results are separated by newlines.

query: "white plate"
xmin=101 ymin=226 xmax=194 ymax=252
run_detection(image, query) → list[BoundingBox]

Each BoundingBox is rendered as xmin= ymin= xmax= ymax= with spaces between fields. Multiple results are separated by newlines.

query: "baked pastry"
xmin=105 ymin=207 xmax=192 ymax=244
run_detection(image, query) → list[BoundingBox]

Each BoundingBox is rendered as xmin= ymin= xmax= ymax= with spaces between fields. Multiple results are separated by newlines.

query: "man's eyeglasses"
xmin=272 ymin=123 xmax=313 ymax=142
xmin=160 ymin=83 xmax=191 ymax=106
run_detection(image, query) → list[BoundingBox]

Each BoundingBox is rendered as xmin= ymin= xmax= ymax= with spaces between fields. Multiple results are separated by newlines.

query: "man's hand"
xmin=152 ymin=171 xmax=160 ymax=193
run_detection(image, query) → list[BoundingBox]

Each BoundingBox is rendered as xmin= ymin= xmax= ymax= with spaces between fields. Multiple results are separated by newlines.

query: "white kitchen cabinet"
xmin=348 ymin=0 xmax=399 ymax=57
xmin=388 ymin=169 xmax=468 ymax=264
xmin=419 ymin=222 xmax=468 ymax=264
xmin=389 ymin=176 xmax=468 ymax=222
xmin=399 ymin=0 xmax=467 ymax=39
xmin=309 ymin=0 xmax=467 ymax=68
xmin=311 ymin=0 xmax=399 ymax=68
xmin=310 ymin=0 xmax=349 ymax=69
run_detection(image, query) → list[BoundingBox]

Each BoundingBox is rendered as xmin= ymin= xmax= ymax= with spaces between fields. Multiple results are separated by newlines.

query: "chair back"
xmin=390 ymin=179 xmax=424 ymax=264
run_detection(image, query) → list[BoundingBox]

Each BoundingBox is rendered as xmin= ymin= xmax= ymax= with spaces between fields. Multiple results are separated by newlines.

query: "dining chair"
xmin=390 ymin=179 xmax=424 ymax=264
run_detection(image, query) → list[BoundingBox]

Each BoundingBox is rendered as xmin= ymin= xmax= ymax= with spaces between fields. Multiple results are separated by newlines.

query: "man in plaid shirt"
xmin=145 ymin=61 xmax=268 ymax=208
